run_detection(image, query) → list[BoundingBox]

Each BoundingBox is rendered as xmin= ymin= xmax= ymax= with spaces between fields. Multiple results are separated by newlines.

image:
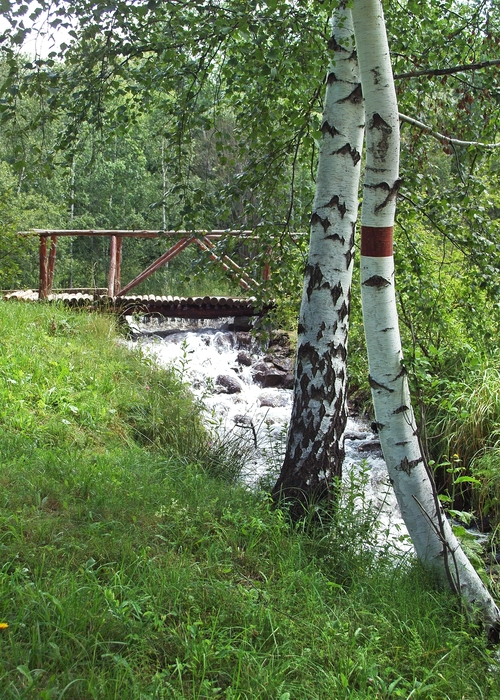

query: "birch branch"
xmin=394 ymin=58 xmax=500 ymax=80
xmin=399 ymin=113 xmax=500 ymax=148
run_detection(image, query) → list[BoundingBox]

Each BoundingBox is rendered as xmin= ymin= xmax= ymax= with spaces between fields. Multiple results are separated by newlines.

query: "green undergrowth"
xmin=0 ymin=301 xmax=499 ymax=699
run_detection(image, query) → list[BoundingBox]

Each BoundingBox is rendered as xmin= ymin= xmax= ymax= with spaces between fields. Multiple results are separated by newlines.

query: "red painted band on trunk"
xmin=360 ymin=226 xmax=393 ymax=257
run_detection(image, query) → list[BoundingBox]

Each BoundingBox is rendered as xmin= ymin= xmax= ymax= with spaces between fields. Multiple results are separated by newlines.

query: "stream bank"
xmin=127 ymin=316 xmax=412 ymax=555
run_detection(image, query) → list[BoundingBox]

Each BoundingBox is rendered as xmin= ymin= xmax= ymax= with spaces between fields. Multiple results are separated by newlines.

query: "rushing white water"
xmin=128 ymin=318 xmax=412 ymax=554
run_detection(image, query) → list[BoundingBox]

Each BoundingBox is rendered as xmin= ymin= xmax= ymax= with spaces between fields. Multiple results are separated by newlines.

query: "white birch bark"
xmin=352 ymin=0 xmax=500 ymax=637
xmin=273 ymin=3 xmax=364 ymax=511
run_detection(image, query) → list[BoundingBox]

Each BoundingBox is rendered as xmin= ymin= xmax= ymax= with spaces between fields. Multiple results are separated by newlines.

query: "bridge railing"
xmin=32 ymin=229 xmax=269 ymax=300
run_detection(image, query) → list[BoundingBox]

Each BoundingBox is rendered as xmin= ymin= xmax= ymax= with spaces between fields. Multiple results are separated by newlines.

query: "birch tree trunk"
xmin=352 ymin=0 xmax=500 ymax=638
xmin=272 ymin=3 xmax=364 ymax=514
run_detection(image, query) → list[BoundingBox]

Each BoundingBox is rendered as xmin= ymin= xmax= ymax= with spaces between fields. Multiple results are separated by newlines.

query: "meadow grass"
xmin=0 ymin=301 xmax=499 ymax=699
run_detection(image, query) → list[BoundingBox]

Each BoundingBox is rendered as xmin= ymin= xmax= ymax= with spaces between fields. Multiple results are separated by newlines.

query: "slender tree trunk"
xmin=272 ymin=3 xmax=364 ymax=515
xmin=352 ymin=0 xmax=500 ymax=638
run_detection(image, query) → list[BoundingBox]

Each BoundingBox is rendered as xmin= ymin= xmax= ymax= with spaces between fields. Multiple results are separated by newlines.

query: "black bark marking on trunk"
xmin=375 ymin=178 xmax=402 ymax=212
xmin=313 ymin=375 xmax=336 ymax=402
xmin=318 ymin=403 xmax=326 ymax=422
xmin=298 ymin=342 xmax=321 ymax=375
xmin=331 ymin=142 xmax=361 ymax=166
xmin=302 ymin=408 xmax=321 ymax=447
xmin=326 ymin=232 xmax=345 ymax=243
xmin=397 ymin=456 xmax=423 ymax=475
xmin=370 ymin=112 xmax=391 ymax=130
xmin=368 ymin=112 xmax=392 ymax=161
xmin=345 ymin=247 xmax=353 ymax=270
xmin=325 ymin=361 xmax=336 ymax=393
xmin=393 ymin=365 xmax=407 ymax=380
xmin=364 ymin=180 xmax=390 ymax=191
xmin=334 ymin=389 xmax=345 ymax=415
xmin=321 ymin=119 xmax=342 ymax=137
xmin=324 ymin=194 xmax=347 ymax=218
xmin=310 ymin=212 xmax=331 ymax=233
xmin=316 ymin=320 xmax=326 ymax=341
xmin=366 ymin=165 xmax=390 ymax=173
xmin=371 ymin=66 xmax=382 ymax=85
xmin=338 ymin=300 xmax=348 ymax=320
xmin=364 ymin=178 xmax=402 ymax=212
xmin=311 ymin=382 xmax=325 ymax=404
xmin=339 ymin=84 xmax=363 ymax=105
xmin=300 ymin=370 xmax=309 ymax=397
xmin=305 ymin=263 xmax=328 ymax=301
xmin=369 ymin=375 xmax=394 ymax=393
xmin=331 ymin=342 xmax=347 ymax=361
xmin=362 ymin=275 xmax=390 ymax=288
xmin=331 ymin=281 xmax=342 ymax=305
xmin=393 ymin=404 xmax=409 ymax=414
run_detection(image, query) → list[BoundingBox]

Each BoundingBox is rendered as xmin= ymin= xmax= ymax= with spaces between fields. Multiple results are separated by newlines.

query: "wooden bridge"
xmin=6 ymin=228 xmax=280 ymax=319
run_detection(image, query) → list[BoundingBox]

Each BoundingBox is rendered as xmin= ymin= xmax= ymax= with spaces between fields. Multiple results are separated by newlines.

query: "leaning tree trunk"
xmin=351 ymin=0 xmax=500 ymax=638
xmin=272 ymin=3 xmax=364 ymax=515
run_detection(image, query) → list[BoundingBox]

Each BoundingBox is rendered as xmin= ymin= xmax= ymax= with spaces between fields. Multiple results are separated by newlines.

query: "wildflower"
xmin=0 ymin=622 xmax=8 ymax=630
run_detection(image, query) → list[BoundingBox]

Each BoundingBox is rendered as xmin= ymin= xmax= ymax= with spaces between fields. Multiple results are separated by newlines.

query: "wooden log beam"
xmin=30 ymin=229 xmax=255 ymax=238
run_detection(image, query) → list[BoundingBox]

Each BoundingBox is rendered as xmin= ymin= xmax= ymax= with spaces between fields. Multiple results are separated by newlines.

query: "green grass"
xmin=0 ymin=300 xmax=499 ymax=699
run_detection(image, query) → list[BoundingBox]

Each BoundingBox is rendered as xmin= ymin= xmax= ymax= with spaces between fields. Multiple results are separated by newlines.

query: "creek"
xmin=127 ymin=317 xmax=413 ymax=555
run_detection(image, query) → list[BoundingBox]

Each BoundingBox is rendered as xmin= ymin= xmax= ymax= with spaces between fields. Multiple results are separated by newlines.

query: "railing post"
xmin=47 ymin=235 xmax=57 ymax=294
xmin=39 ymin=235 xmax=48 ymax=299
xmin=115 ymin=236 xmax=122 ymax=294
xmin=108 ymin=235 xmax=117 ymax=297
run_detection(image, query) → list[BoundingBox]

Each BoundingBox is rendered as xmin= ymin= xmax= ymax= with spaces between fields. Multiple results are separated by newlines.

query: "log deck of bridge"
xmin=4 ymin=289 xmax=264 ymax=318
xmin=6 ymin=228 xmax=281 ymax=319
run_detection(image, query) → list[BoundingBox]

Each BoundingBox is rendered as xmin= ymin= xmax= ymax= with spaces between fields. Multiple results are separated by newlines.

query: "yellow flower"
xmin=0 ymin=623 xmax=8 ymax=630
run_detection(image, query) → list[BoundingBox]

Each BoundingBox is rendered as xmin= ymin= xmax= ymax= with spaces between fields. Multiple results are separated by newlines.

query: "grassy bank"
xmin=0 ymin=301 xmax=499 ymax=699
